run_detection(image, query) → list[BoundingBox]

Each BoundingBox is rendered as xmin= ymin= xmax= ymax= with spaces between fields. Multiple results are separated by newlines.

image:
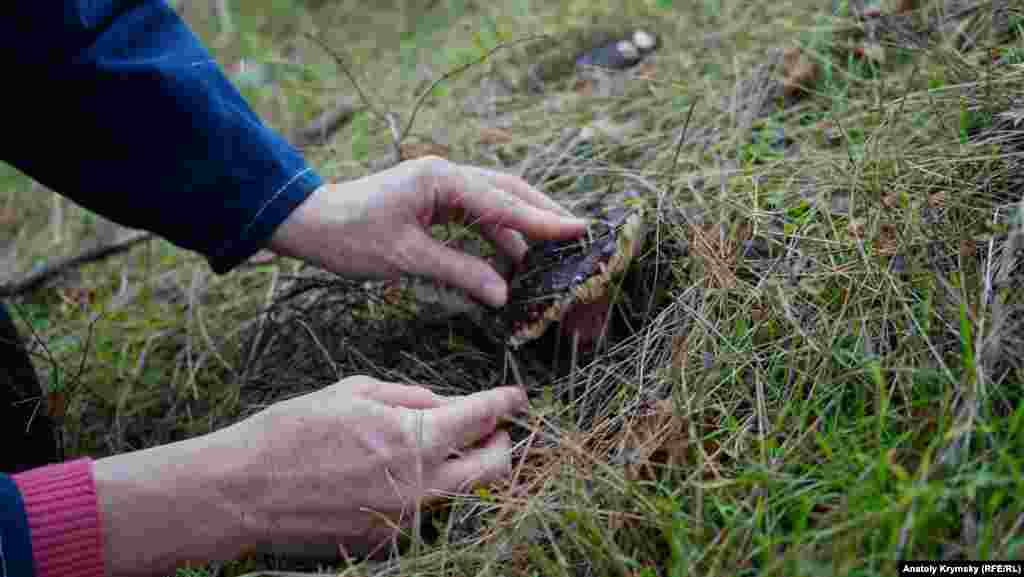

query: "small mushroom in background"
xmin=575 ymin=29 xmax=659 ymax=71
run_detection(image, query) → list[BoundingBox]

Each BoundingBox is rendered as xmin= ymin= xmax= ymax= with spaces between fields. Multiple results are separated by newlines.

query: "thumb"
xmin=398 ymin=228 xmax=508 ymax=307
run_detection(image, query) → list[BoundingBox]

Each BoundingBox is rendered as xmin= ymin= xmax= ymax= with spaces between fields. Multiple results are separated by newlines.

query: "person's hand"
xmin=216 ymin=376 xmax=526 ymax=557
xmin=92 ymin=376 xmax=527 ymax=576
xmin=268 ymin=156 xmax=589 ymax=308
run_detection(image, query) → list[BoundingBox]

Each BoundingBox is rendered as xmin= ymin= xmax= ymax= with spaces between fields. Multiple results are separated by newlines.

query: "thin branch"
xmin=304 ymin=32 xmax=386 ymax=122
xmin=304 ymin=33 xmax=402 ymax=163
xmin=0 ymin=232 xmax=153 ymax=298
xmin=402 ymin=34 xmax=551 ymax=142
xmin=290 ymin=95 xmax=361 ymax=148
xmin=384 ymin=111 xmax=404 ymax=168
xmin=668 ymin=99 xmax=699 ymax=186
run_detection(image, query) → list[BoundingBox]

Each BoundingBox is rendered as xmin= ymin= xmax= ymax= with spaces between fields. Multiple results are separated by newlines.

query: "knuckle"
xmin=339 ymin=374 xmax=379 ymax=394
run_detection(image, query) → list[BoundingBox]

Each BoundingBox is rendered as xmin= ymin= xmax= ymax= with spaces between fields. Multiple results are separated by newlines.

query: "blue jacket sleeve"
xmin=0 ymin=1 xmax=324 ymax=274
xmin=0 ymin=474 xmax=35 ymax=577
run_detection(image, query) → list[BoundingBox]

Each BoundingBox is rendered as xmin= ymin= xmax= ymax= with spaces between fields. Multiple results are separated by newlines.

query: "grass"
xmin=2 ymin=0 xmax=1024 ymax=575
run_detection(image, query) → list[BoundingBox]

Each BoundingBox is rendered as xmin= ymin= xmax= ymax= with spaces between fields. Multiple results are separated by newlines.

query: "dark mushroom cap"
xmin=505 ymin=204 xmax=645 ymax=348
xmin=575 ymin=30 xmax=657 ymax=71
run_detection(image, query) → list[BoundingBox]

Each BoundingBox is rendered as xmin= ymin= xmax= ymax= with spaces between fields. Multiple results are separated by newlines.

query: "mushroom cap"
xmin=505 ymin=204 xmax=646 ymax=349
xmin=632 ymin=29 xmax=657 ymax=52
xmin=615 ymin=40 xmax=640 ymax=61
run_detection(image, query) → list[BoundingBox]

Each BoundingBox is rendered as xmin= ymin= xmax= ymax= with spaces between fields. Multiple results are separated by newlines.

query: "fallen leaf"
xmin=58 ymin=286 xmax=95 ymax=315
xmin=928 ymin=192 xmax=947 ymax=209
xmin=633 ymin=60 xmax=657 ymax=80
xmin=47 ymin=390 xmax=66 ymax=421
xmin=877 ymin=223 xmax=899 ymax=255
xmin=895 ymin=0 xmax=916 ymax=14
xmin=847 ymin=218 xmax=866 ymax=238
xmin=782 ymin=47 xmax=819 ymax=97
xmin=881 ymin=192 xmax=900 ymax=209
xmin=0 ymin=205 xmax=17 ymax=228
xmin=382 ymin=282 xmax=404 ymax=306
xmin=959 ymin=238 xmax=977 ymax=260
xmin=400 ymin=141 xmax=451 ymax=161
xmin=573 ymin=77 xmax=595 ymax=96
xmin=478 ymin=126 xmax=515 ymax=145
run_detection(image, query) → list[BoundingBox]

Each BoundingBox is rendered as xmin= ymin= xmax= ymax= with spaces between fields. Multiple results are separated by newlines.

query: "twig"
xmin=402 ymin=34 xmax=551 ymax=142
xmin=0 ymin=232 xmax=153 ymax=298
xmin=384 ymin=111 xmax=403 ymax=168
xmin=290 ymin=95 xmax=361 ymax=148
xmin=669 ymin=99 xmax=699 ymax=185
xmin=304 ymin=33 xmax=402 ymax=164
xmin=304 ymin=32 xmax=385 ymax=121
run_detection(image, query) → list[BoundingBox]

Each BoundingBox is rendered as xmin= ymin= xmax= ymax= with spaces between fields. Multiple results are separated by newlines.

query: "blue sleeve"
xmin=0 ymin=474 xmax=35 ymax=577
xmin=0 ymin=1 xmax=324 ymax=274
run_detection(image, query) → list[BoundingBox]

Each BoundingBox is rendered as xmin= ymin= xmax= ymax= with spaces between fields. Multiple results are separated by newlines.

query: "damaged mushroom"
xmin=504 ymin=202 xmax=647 ymax=351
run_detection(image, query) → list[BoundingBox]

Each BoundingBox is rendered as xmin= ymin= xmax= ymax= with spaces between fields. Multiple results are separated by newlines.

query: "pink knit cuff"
xmin=12 ymin=458 xmax=105 ymax=577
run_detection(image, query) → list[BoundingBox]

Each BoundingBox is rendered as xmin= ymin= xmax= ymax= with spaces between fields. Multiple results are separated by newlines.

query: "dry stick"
xmin=303 ymin=32 xmax=402 ymax=165
xmin=401 ymin=34 xmax=550 ymax=144
xmin=290 ymin=95 xmax=361 ymax=148
xmin=0 ymin=231 xmax=153 ymax=298
xmin=643 ymin=98 xmax=699 ymax=332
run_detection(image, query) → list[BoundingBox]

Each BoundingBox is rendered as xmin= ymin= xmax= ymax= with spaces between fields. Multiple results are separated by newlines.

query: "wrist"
xmin=266 ymin=182 xmax=328 ymax=259
xmin=93 ymin=434 xmax=248 ymax=576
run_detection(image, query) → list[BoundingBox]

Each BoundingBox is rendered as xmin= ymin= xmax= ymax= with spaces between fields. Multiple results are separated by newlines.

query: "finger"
xmin=435 ymin=429 xmax=513 ymax=492
xmin=480 ymin=224 xmax=528 ymax=266
xmin=422 ymin=387 xmax=527 ymax=454
xmin=444 ymin=171 xmax=588 ymax=241
xmin=397 ymin=228 xmax=509 ymax=307
xmin=360 ymin=383 xmax=449 ymax=410
xmin=463 ymin=166 xmax=577 ymax=218
xmin=340 ymin=377 xmax=449 ymax=409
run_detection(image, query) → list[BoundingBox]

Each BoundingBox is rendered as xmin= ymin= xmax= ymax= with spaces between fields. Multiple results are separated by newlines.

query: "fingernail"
xmin=484 ymin=277 xmax=507 ymax=307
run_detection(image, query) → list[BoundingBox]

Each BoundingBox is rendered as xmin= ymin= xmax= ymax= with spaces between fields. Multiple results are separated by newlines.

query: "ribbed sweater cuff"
xmin=12 ymin=458 xmax=105 ymax=577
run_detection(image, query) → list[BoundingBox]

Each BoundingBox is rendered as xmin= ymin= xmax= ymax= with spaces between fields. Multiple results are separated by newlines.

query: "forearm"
xmin=93 ymin=436 xmax=247 ymax=576
xmin=0 ymin=1 xmax=323 ymax=274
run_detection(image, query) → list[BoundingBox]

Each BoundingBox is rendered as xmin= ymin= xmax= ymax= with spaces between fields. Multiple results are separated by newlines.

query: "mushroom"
xmin=504 ymin=203 xmax=646 ymax=351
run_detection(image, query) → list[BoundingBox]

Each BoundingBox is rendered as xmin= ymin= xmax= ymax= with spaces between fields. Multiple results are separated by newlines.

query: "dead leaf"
xmin=478 ymin=127 xmax=515 ymax=146
xmin=895 ymin=0 xmax=916 ymax=14
xmin=573 ymin=77 xmax=595 ymax=96
xmin=633 ymin=60 xmax=657 ymax=80
xmin=877 ymin=223 xmax=899 ymax=256
xmin=959 ymin=238 xmax=977 ymax=261
xmin=847 ymin=218 xmax=866 ymax=239
xmin=881 ymin=192 xmax=900 ymax=209
xmin=782 ymin=47 xmax=820 ymax=98
xmin=0 ymin=205 xmax=17 ymax=228
xmin=382 ymin=282 xmax=404 ymax=306
xmin=47 ymin=390 xmax=66 ymax=421
xmin=400 ymin=141 xmax=451 ymax=161
xmin=58 ymin=286 xmax=95 ymax=315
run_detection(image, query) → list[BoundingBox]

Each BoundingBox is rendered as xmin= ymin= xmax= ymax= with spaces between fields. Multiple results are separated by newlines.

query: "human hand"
xmin=268 ymin=156 xmax=588 ymax=308
xmin=93 ymin=377 xmax=526 ymax=575
xmin=214 ymin=376 xmax=526 ymax=557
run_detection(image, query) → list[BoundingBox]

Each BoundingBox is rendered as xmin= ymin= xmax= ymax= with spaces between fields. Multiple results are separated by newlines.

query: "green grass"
xmin=3 ymin=0 xmax=1024 ymax=575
